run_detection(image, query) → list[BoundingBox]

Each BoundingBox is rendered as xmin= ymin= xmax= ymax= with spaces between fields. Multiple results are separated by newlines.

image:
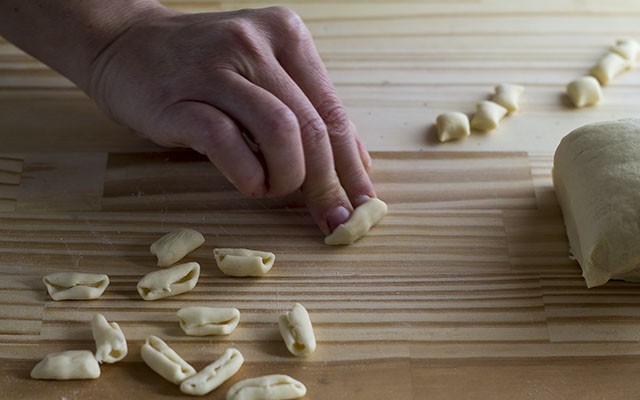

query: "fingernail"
xmin=354 ymin=195 xmax=371 ymax=207
xmin=326 ymin=205 xmax=351 ymax=232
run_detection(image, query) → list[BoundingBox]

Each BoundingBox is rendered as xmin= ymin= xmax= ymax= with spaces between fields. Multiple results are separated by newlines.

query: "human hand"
xmin=86 ymin=5 xmax=375 ymax=234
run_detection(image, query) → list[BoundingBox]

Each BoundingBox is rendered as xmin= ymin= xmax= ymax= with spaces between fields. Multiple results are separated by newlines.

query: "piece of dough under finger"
xmin=324 ymin=197 xmax=388 ymax=245
xmin=553 ymin=118 xmax=640 ymax=287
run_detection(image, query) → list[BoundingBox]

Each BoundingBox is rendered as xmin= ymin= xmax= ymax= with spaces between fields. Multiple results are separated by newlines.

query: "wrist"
xmin=0 ymin=0 xmax=175 ymax=91
xmin=75 ymin=0 xmax=176 ymax=91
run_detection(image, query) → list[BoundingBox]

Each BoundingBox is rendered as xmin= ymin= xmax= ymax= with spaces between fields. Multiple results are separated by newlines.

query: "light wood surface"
xmin=2 ymin=1 xmax=640 ymax=399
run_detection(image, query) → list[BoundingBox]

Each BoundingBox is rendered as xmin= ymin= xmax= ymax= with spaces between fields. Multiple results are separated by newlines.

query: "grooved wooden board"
xmin=3 ymin=1 xmax=640 ymax=399
xmin=1 ymin=150 xmax=640 ymax=399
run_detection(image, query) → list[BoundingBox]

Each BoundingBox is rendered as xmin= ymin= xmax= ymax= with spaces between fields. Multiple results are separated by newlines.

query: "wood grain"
xmin=3 ymin=1 xmax=640 ymax=399
xmin=1 ymin=149 xmax=639 ymax=399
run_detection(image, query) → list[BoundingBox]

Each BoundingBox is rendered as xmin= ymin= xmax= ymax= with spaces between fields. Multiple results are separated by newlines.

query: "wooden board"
xmin=3 ymin=1 xmax=640 ymax=398
xmin=1 ymin=150 xmax=640 ymax=399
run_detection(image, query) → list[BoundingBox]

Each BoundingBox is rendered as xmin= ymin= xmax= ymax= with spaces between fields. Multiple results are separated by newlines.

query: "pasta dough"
xmin=553 ymin=118 xmax=640 ymax=287
xmin=324 ymin=197 xmax=388 ymax=245
xmin=491 ymin=83 xmax=525 ymax=113
xmin=141 ymin=335 xmax=196 ymax=385
xmin=180 ymin=348 xmax=244 ymax=396
xmin=214 ymin=248 xmax=275 ymax=277
xmin=612 ymin=38 xmax=640 ymax=61
xmin=590 ymin=52 xmax=632 ymax=85
xmin=278 ymin=303 xmax=316 ymax=357
xmin=226 ymin=374 xmax=307 ymax=400
xmin=43 ymin=272 xmax=109 ymax=300
xmin=150 ymin=228 xmax=205 ymax=267
xmin=137 ymin=262 xmax=200 ymax=300
xmin=30 ymin=350 xmax=100 ymax=380
xmin=470 ymin=100 xmax=508 ymax=132
xmin=177 ymin=306 xmax=240 ymax=336
xmin=566 ymin=76 xmax=602 ymax=108
xmin=435 ymin=112 xmax=470 ymax=142
xmin=92 ymin=313 xmax=128 ymax=363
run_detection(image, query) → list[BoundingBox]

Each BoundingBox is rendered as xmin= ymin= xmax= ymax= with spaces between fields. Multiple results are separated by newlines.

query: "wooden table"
xmin=2 ymin=1 xmax=640 ymax=399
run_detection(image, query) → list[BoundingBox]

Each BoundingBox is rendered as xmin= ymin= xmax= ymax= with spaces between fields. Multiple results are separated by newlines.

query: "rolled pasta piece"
xmin=553 ymin=118 xmax=640 ymax=287
xmin=491 ymin=83 xmax=525 ymax=113
xmin=435 ymin=112 xmax=470 ymax=142
xmin=590 ymin=52 xmax=632 ymax=85
xmin=92 ymin=313 xmax=128 ymax=363
xmin=31 ymin=350 xmax=100 ymax=380
xmin=43 ymin=272 xmax=109 ymax=300
xmin=214 ymin=248 xmax=275 ymax=277
xmin=141 ymin=335 xmax=196 ymax=385
xmin=180 ymin=348 xmax=244 ymax=396
xmin=278 ymin=303 xmax=316 ymax=357
xmin=470 ymin=100 xmax=508 ymax=132
xmin=137 ymin=262 xmax=200 ymax=301
xmin=566 ymin=76 xmax=602 ymax=108
xmin=177 ymin=306 xmax=240 ymax=336
xmin=324 ymin=197 xmax=388 ymax=245
xmin=150 ymin=228 xmax=205 ymax=267
xmin=226 ymin=374 xmax=307 ymax=400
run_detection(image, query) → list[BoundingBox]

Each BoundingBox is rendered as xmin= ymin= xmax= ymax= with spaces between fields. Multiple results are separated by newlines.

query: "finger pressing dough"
xmin=214 ymin=248 xmax=275 ymax=277
xmin=137 ymin=262 xmax=200 ymax=300
xmin=180 ymin=348 xmax=244 ymax=396
xmin=553 ymin=118 xmax=640 ymax=287
xmin=226 ymin=374 xmax=307 ymax=400
xmin=31 ymin=350 xmax=100 ymax=380
xmin=141 ymin=335 xmax=196 ymax=385
xmin=278 ymin=303 xmax=316 ymax=357
xmin=566 ymin=76 xmax=602 ymax=108
xmin=470 ymin=100 xmax=508 ymax=132
xmin=324 ymin=197 xmax=388 ymax=245
xmin=491 ymin=83 xmax=525 ymax=113
xmin=177 ymin=306 xmax=240 ymax=336
xmin=435 ymin=112 xmax=470 ymax=142
xmin=43 ymin=272 xmax=109 ymax=300
xmin=92 ymin=313 xmax=128 ymax=363
xmin=150 ymin=228 xmax=205 ymax=267
xmin=590 ymin=52 xmax=632 ymax=85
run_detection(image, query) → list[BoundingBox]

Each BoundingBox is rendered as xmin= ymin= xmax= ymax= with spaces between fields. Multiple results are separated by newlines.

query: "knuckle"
xmin=266 ymin=6 xmax=310 ymax=43
xmin=320 ymin=102 xmax=352 ymax=141
xmin=299 ymin=117 xmax=328 ymax=147
xmin=303 ymin=174 xmax=343 ymax=203
xmin=263 ymin=107 xmax=299 ymax=140
xmin=222 ymin=18 xmax=264 ymax=57
xmin=195 ymin=117 xmax=237 ymax=150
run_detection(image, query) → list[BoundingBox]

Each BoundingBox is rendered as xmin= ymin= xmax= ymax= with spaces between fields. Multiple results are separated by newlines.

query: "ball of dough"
xmin=553 ymin=118 xmax=640 ymax=287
